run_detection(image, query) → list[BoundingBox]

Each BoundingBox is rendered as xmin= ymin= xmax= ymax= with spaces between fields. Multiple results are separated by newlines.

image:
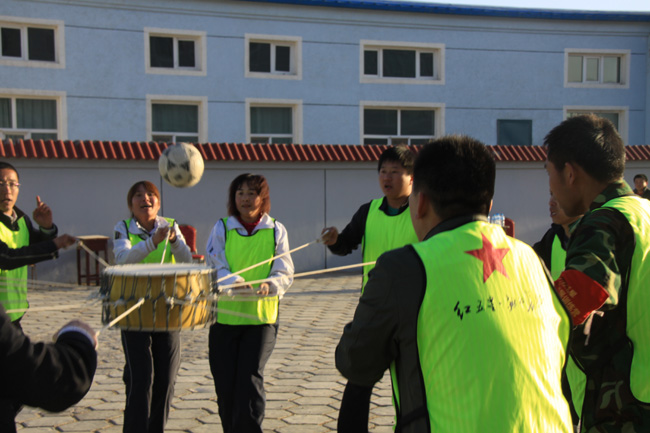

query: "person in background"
xmin=321 ymin=145 xmax=418 ymax=433
xmin=633 ymin=173 xmax=650 ymax=199
xmin=533 ymin=193 xmax=582 ymax=280
xmin=206 ymin=173 xmax=293 ymax=433
xmin=0 ymin=161 xmax=76 ymax=325
xmin=0 ymin=304 xmax=97 ymax=433
xmin=336 ymin=135 xmax=573 ymax=432
xmin=112 ymin=180 xmax=192 ymax=433
xmin=545 ymin=114 xmax=650 ymax=431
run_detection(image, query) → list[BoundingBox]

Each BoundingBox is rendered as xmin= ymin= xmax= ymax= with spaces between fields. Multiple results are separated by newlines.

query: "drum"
xmin=100 ymin=263 xmax=216 ymax=331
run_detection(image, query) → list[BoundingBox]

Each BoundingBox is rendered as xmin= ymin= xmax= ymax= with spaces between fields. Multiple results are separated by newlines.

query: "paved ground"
xmin=15 ymin=272 xmax=394 ymax=432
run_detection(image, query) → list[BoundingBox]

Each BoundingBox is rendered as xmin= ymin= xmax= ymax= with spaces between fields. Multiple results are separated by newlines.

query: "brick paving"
xmin=15 ymin=272 xmax=393 ymax=432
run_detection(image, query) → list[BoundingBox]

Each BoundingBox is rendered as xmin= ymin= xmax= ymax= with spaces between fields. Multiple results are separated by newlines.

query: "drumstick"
xmin=97 ymin=298 xmax=146 ymax=336
xmin=216 ymin=229 xmax=332 ymax=284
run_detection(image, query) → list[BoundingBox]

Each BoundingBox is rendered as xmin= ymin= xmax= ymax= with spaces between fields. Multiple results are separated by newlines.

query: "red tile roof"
xmin=1 ymin=140 xmax=649 ymax=162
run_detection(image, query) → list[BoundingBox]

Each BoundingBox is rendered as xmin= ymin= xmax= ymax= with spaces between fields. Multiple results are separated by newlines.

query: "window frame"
xmin=564 ymin=105 xmax=628 ymax=145
xmin=564 ymin=49 xmax=630 ymax=89
xmin=245 ymin=34 xmax=302 ymax=80
xmin=146 ymin=95 xmax=208 ymax=143
xmin=0 ymin=89 xmax=67 ymax=140
xmin=360 ymin=40 xmax=445 ymax=85
xmin=0 ymin=16 xmax=65 ymax=68
xmin=360 ymin=101 xmax=445 ymax=145
xmin=245 ymin=98 xmax=303 ymax=144
xmin=144 ymin=28 xmax=207 ymax=76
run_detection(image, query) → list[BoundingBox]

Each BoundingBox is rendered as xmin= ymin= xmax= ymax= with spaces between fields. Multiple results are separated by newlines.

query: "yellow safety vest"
xmin=551 ymin=234 xmax=567 ymax=281
xmin=362 ymin=198 xmax=417 ymax=290
xmin=218 ymin=217 xmax=279 ymax=325
xmin=125 ymin=217 xmax=176 ymax=264
xmin=0 ymin=218 xmax=30 ymax=321
xmin=409 ymin=221 xmax=572 ymax=432
xmin=600 ymin=196 xmax=650 ymax=402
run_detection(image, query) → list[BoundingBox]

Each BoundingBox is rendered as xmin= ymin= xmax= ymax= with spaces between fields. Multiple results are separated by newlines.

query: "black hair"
xmin=377 ymin=145 xmax=415 ymax=175
xmin=0 ymin=162 xmax=19 ymax=180
xmin=227 ymin=173 xmax=271 ymax=218
xmin=544 ymin=114 xmax=625 ymax=183
xmin=413 ymin=135 xmax=495 ymax=220
xmin=634 ymin=174 xmax=648 ymax=183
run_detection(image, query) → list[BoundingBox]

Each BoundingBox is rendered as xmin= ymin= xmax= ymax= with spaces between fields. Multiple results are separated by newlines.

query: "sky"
xmin=405 ymin=0 xmax=650 ymax=12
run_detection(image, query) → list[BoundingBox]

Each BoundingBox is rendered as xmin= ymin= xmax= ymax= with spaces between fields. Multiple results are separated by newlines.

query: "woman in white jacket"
xmin=112 ymin=180 xmax=192 ymax=433
xmin=206 ymin=173 xmax=293 ymax=433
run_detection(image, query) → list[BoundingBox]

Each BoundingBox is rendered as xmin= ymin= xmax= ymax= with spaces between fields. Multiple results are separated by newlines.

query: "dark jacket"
xmin=0 ymin=305 xmax=97 ymax=432
xmin=0 ymin=207 xmax=58 ymax=270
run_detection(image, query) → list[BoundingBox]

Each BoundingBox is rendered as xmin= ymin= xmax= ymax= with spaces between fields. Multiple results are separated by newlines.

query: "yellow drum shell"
xmin=101 ymin=264 xmax=215 ymax=331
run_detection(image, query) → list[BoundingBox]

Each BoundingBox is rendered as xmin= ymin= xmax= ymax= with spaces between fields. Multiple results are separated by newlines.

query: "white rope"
xmin=216 ymin=229 xmax=331 ymax=284
xmin=78 ymin=240 xmax=110 ymax=268
xmin=160 ymin=236 xmax=169 ymax=264
xmin=5 ymin=299 xmax=100 ymax=314
xmin=218 ymin=261 xmax=375 ymax=293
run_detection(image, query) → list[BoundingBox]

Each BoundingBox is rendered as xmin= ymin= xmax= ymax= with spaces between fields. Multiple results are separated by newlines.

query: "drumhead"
xmin=103 ymin=263 xmax=211 ymax=276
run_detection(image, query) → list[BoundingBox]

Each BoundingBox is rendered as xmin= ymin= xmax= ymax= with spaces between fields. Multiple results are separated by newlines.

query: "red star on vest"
xmin=465 ymin=234 xmax=510 ymax=282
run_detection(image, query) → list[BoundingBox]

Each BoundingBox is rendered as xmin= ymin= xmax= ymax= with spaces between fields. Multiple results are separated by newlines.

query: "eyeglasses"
xmin=0 ymin=181 xmax=20 ymax=190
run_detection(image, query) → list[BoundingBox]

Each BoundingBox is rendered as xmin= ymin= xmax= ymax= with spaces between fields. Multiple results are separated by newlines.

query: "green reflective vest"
xmin=409 ymin=220 xmax=572 ymax=432
xmin=551 ymin=234 xmax=567 ymax=281
xmin=125 ymin=218 xmax=175 ymax=264
xmin=601 ymin=196 xmax=650 ymax=402
xmin=362 ymin=198 xmax=418 ymax=290
xmin=0 ymin=218 xmax=30 ymax=321
xmin=219 ymin=217 xmax=278 ymax=325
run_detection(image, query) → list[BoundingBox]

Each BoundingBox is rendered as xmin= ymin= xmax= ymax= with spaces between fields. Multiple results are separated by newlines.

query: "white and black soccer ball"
xmin=158 ymin=143 xmax=205 ymax=188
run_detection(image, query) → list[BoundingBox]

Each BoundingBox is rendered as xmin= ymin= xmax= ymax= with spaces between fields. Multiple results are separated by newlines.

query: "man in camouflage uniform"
xmin=545 ymin=114 xmax=650 ymax=432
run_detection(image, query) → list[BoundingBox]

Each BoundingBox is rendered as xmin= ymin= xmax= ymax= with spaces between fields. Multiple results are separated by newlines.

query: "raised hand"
xmin=33 ymin=196 xmax=53 ymax=229
xmin=152 ymin=226 xmax=170 ymax=246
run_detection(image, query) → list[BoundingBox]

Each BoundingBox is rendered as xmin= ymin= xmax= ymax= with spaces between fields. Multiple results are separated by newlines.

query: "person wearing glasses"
xmin=0 ymin=161 xmax=76 ymax=429
xmin=0 ymin=161 xmax=76 ymax=327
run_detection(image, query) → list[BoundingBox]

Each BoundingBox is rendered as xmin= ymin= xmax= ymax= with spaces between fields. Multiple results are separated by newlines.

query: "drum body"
xmin=101 ymin=264 xmax=216 ymax=331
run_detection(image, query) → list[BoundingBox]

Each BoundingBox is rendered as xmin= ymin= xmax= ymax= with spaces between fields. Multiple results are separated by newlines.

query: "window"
xmin=565 ymin=49 xmax=629 ymax=88
xmin=565 ymin=106 xmax=628 ymax=144
xmin=0 ymin=91 xmax=65 ymax=140
xmin=147 ymin=96 xmax=207 ymax=142
xmin=245 ymin=34 xmax=302 ymax=80
xmin=361 ymin=102 xmax=444 ymax=145
xmin=144 ymin=28 xmax=206 ymax=76
xmin=361 ymin=40 xmax=444 ymax=84
xmin=497 ymin=120 xmax=532 ymax=146
xmin=0 ymin=17 xmax=64 ymax=68
xmin=246 ymin=99 xmax=302 ymax=144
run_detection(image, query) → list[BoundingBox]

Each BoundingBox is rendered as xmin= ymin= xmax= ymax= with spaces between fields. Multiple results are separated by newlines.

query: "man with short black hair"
xmin=0 ymin=161 xmax=75 ymax=325
xmin=337 ymin=135 xmax=573 ymax=432
xmin=633 ymin=173 xmax=650 ymax=199
xmin=322 ymin=145 xmax=418 ymax=433
xmin=545 ymin=114 xmax=650 ymax=431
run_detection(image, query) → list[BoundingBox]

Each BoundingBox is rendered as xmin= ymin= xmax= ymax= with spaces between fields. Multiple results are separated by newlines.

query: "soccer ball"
xmin=158 ymin=143 xmax=205 ymax=188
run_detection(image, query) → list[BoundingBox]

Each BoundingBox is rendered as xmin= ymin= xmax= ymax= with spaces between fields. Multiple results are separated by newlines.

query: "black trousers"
xmin=338 ymin=381 xmax=373 ymax=433
xmin=121 ymin=330 xmax=181 ymax=433
xmin=209 ymin=322 xmax=278 ymax=433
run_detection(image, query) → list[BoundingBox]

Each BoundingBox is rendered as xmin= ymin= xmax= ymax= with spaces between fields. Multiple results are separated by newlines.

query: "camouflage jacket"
xmin=565 ymin=180 xmax=650 ymax=432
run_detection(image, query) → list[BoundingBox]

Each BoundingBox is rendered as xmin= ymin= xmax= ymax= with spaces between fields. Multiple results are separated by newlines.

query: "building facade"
xmin=2 ymin=0 xmax=649 ymax=147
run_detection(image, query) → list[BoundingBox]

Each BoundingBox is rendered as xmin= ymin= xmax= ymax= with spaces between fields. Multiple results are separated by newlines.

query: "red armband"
xmin=554 ymin=269 xmax=609 ymax=326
